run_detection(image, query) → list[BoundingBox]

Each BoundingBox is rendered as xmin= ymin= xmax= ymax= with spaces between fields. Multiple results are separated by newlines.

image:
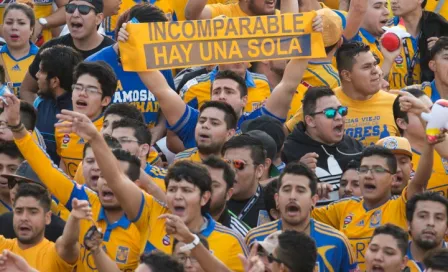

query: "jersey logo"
xmin=11 ymin=64 xmax=20 ymax=71
xmin=356 ymin=220 xmax=365 ymax=227
xmin=78 ymin=138 xmax=85 ymax=144
xmin=442 ymin=158 xmax=448 ymax=174
xmin=314 ymin=261 xmax=320 ymax=272
xmin=62 ymin=134 xmax=70 ymax=148
xmin=343 ymin=213 xmax=354 ymax=229
xmin=162 ymin=234 xmax=171 ymax=246
xmin=395 ymin=55 xmax=403 ymax=66
xmin=370 ymin=210 xmax=382 ymax=228
xmin=257 ymin=210 xmax=270 ymax=226
xmin=115 ymin=246 xmax=129 ymax=264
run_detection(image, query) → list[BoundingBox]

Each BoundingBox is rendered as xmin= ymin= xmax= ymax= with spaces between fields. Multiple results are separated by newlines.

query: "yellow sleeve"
xmin=14 ymin=133 xmax=77 ymax=206
xmin=311 ymin=201 xmax=344 ymax=228
xmin=132 ymin=193 xmax=155 ymax=233
xmin=73 ymin=163 xmax=85 ymax=185
xmin=0 ymin=235 xmax=14 ymax=251
xmin=285 ymin=107 xmax=303 ymax=132
xmin=47 ymin=242 xmax=76 ymax=271
xmin=208 ymin=3 xmax=234 ymax=18
xmin=226 ymin=238 xmax=246 ymax=272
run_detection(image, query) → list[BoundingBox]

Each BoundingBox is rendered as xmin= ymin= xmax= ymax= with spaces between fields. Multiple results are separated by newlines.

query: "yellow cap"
xmin=316 ymin=8 xmax=342 ymax=47
xmin=376 ymin=136 xmax=412 ymax=158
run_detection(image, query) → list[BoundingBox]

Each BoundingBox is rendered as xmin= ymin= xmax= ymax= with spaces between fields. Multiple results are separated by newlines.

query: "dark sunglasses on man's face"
xmin=65 ymin=3 xmax=96 ymax=15
xmin=310 ymin=106 xmax=348 ymax=119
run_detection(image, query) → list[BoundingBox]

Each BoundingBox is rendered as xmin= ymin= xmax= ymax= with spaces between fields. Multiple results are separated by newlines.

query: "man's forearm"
xmin=185 ymin=0 xmax=207 ymax=20
xmin=409 ymin=142 xmax=433 ymax=197
xmin=92 ymin=248 xmax=121 ymax=272
xmin=56 ymin=214 xmax=80 ymax=264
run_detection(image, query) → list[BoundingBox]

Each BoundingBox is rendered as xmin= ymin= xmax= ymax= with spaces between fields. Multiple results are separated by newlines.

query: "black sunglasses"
xmin=266 ymin=254 xmax=292 ymax=269
xmin=310 ymin=106 xmax=348 ymax=119
xmin=65 ymin=3 xmax=96 ymax=15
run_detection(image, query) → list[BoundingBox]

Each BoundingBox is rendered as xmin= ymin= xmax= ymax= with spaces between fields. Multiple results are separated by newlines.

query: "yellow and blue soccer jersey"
xmin=288 ymin=61 xmax=341 ymax=119
xmin=15 ymin=132 xmax=141 ymax=272
xmin=56 ymin=116 xmax=103 ymax=178
xmin=312 ymin=189 xmax=409 ymax=271
xmin=245 ymin=219 xmax=358 ymax=272
xmin=412 ymin=148 xmax=448 ymax=197
xmin=174 ymin=147 xmax=203 ymax=162
xmin=86 ymin=46 xmax=175 ymax=129
xmin=0 ymin=236 xmax=75 ymax=272
xmin=168 ymin=103 xmax=284 ymax=149
xmin=422 ymin=80 xmax=445 ymax=102
xmin=406 ymin=241 xmax=447 ymax=271
xmin=388 ymin=17 xmax=421 ymax=89
xmin=173 ymin=0 xmax=237 ymax=21
xmin=180 ymin=68 xmax=271 ymax=113
xmin=425 ymin=0 xmax=448 ymax=20
xmin=103 ymin=0 xmax=175 ymax=39
xmin=132 ymin=192 xmax=248 ymax=271
xmin=0 ymin=44 xmax=38 ymax=98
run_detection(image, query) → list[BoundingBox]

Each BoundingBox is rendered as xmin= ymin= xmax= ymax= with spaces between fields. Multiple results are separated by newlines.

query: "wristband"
xmin=8 ymin=123 xmax=24 ymax=132
xmin=179 ymin=234 xmax=200 ymax=252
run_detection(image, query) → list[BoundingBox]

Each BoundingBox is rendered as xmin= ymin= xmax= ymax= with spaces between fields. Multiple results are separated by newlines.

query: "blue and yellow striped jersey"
xmin=412 ymin=147 xmax=448 ymax=197
xmin=245 ymin=219 xmax=358 ymax=272
xmin=173 ymin=147 xmax=202 ymax=162
xmin=132 ymin=192 xmax=248 ymax=272
xmin=311 ymin=189 xmax=409 ymax=271
xmin=15 ymin=133 xmax=141 ymax=272
xmin=422 ymin=80 xmax=444 ymax=102
xmin=0 ymin=44 xmax=38 ymax=98
xmin=406 ymin=241 xmax=447 ymax=271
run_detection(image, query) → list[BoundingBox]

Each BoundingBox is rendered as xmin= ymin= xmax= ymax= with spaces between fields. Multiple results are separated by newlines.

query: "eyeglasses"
xmin=65 ymin=3 xmax=96 ymax=15
xmin=310 ymin=106 xmax=348 ymax=119
xmin=266 ymin=254 xmax=292 ymax=270
xmin=72 ymin=84 xmax=103 ymax=96
xmin=358 ymin=166 xmax=391 ymax=175
xmin=224 ymin=159 xmax=252 ymax=171
xmin=177 ymin=255 xmax=198 ymax=264
xmin=117 ymin=138 xmax=140 ymax=145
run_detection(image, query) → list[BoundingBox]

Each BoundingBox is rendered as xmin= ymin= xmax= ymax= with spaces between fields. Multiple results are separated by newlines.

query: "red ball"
xmin=381 ymin=32 xmax=401 ymax=52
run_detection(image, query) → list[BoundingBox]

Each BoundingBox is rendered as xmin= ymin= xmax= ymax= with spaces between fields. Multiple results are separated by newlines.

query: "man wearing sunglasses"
xmin=246 ymin=162 xmax=358 ymax=272
xmin=19 ymin=0 xmax=115 ymax=105
xmin=283 ymin=86 xmax=364 ymax=206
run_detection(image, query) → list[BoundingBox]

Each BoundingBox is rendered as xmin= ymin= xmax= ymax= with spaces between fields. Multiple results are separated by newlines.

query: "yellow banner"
xmin=119 ymin=12 xmax=326 ymax=71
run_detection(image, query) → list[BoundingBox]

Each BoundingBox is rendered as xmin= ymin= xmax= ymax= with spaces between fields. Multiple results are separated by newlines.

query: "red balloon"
xmin=381 ymin=32 xmax=401 ymax=52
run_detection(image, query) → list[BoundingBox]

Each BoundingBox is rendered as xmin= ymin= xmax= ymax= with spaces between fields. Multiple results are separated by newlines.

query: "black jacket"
xmin=282 ymin=122 xmax=363 ymax=204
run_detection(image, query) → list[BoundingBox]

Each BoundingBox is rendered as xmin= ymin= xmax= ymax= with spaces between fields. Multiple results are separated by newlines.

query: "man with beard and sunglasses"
xmin=405 ymin=192 xmax=448 ymax=271
xmin=282 ymin=87 xmax=363 ymax=206
xmin=19 ymin=0 xmax=115 ymax=104
xmin=245 ymin=162 xmax=358 ymax=272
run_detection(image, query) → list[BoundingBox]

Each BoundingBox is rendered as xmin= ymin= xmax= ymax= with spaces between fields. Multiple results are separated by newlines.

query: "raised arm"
xmin=280 ymin=0 xmax=298 ymax=14
xmin=185 ymin=0 xmax=212 ymax=20
xmin=342 ymin=0 xmax=368 ymax=40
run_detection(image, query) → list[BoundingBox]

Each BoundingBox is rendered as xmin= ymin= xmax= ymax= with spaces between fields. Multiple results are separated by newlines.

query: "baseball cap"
xmin=246 ymin=130 xmax=277 ymax=162
xmin=258 ymin=230 xmax=281 ymax=255
xmin=241 ymin=115 xmax=285 ymax=153
xmin=69 ymin=0 xmax=103 ymax=13
xmin=376 ymin=136 xmax=413 ymax=158
xmin=1 ymin=161 xmax=46 ymax=188
xmin=316 ymin=8 xmax=342 ymax=47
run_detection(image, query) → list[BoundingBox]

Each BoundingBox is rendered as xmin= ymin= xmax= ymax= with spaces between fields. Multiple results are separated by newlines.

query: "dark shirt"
xmin=217 ymin=208 xmax=251 ymax=237
xmin=227 ymin=185 xmax=269 ymax=228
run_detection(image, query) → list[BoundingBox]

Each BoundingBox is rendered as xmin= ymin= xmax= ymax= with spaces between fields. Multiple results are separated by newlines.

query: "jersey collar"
xmin=430 ymin=80 xmax=441 ymax=102
xmin=0 ymin=42 xmax=39 ymax=61
xmin=97 ymin=207 xmax=131 ymax=230
xmin=359 ymin=28 xmax=377 ymax=44
xmin=210 ymin=67 xmax=256 ymax=88
xmin=200 ymin=213 xmax=216 ymax=238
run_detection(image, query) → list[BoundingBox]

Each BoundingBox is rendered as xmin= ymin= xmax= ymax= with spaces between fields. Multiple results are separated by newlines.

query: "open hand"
xmin=55 ymin=110 xmax=100 ymax=142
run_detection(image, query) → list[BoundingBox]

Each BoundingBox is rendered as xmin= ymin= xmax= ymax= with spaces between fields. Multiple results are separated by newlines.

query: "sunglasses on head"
xmin=224 ymin=159 xmax=251 ymax=171
xmin=310 ymin=106 xmax=348 ymax=119
xmin=65 ymin=3 xmax=96 ymax=15
xmin=6 ymin=177 xmax=46 ymax=190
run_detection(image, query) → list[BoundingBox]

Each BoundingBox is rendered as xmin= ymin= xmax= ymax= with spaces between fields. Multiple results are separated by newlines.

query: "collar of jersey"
xmin=210 ymin=67 xmax=256 ymax=88
xmin=0 ymin=42 xmax=39 ymax=61
xmin=359 ymin=28 xmax=377 ymax=44
xmin=200 ymin=213 xmax=216 ymax=238
xmin=406 ymin=241 xmax=446 ymax=270
xmin=430 ymin=80 xmax=441 ymax=102
xmin=97 ymin=207 xmax=131 ymax=229
xmin=278 ymin=218 xmax=316 ymax=236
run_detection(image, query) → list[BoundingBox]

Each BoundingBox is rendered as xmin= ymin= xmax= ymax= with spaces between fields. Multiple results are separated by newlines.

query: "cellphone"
xmin=0 ymin=83 xmax=12 ymax=105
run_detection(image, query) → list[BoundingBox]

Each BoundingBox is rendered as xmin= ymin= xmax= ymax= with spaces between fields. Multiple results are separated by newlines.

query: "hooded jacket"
xmin=282 ymin=122 xmax=364 ymax=205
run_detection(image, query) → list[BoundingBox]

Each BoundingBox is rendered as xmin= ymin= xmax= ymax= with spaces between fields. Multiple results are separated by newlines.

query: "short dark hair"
xmin=430 ymin=36 xmax=448 ymax=60
xmin=360 ymin=146 xmax=397 ymax=174
xmin=213 ymin=70 xmax=248 ymax=97
xmin=421 ymin=0 xmax=427 ymax=8
xmin=83 ymin=135 xmax=122 ymax=158
xmin=104 ymin=103 xmax=145 ymax=123
xmin=112 ymin=118 xmax=152 ymax=146
xmin=20 ymin=101 xmax=37 ymax=131
xmin=302 ymin=86 xmax=336 ymax=117
xmin=3 ymin=3 xmax=35 ymax=28
xmin=199 ymin=101 xmax=238 ymax=130
xmin=393 ymin=89 xmax=427 ymax=135
xmin=423 ymin=248 xmax=448 ymax=271
xmin=370 ymin=224 xmax=409 ymax=256
xmin=173 ymin=234 xmax=209 ymax=251
xmin=277 ymin=230 xmax=317 ymax=272
xmin=336 ymin=42 xmax=371 ymax=74
xmin=114 ymin=3 xmax=168 ymax=39
xmin=139 ymin=251 xmax=184 ymax=272
xmin=278 ymin=162 xmax=318 ymax=196
xmin=406 ymin=191 xmax=448 ymax=224
xmin=222 ymin=134 xmax=266 ymax=166
xmin=165 ymin=161 xmax=212 ymax=215
xmin=13 ymin=183 xmax=51 ymax=212
xmin=264 ymin=178 xmax=278 ymax=221
xmin=112 ymin=149 xmax=141 ymax=182
xmin=40 ymin=45 xmax=83 ymax=92
xmin=202 ymin=155 xmax=235 ymax=191
xmin=73 ymin=61 xmax=117 ymax=100
xmin=0 ymin=141 xmax=23 ymax=161
xmin=343 ymin=160 xmax=360 ymax=173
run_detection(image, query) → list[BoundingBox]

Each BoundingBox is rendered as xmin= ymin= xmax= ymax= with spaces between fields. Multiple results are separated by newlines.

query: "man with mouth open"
xmin=312 ymin=144 xmax=435 ymax=271
xmin=405 ymin=191 xmax=448 ymax=271
xmin=51 ymin=109 xmax=249 ymax=271
xmin=245 ymin=162 xmax=359 ymax=272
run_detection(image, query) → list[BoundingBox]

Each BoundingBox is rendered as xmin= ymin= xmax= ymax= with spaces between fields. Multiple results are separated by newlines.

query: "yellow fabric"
xmin=412 ymin=149 xmax=448 ymax=197
xmin=312 ymin=188 xmax=409 ymax=271
xmin=15 ymin=133 xmax=142 ymax=272
xmin=320 ymin=0 xmax=340 ymax=9
xmin=208 ymin=2 xmax=280 ymax=18
xmin=0 ymin=236 xmax=75 ymax=272
xmin=180 ymin=72 xmax=271 ymax=113
xmin=286 ymin=87 xmax=399 ymax=146
xmin=56 ymin=117 xmax=103 ymax=178
xmin=173 ymin=0 xmax=238 ymax=21
xmin=425 ymin=0 xmax=448 ymax=20
xmin=50 ymin=200 xmax=70 ymax=221
xmin=0 ymin=199 xmax=11 ymax=215
xmin=137 ymin=193 xmax=247 ymax=272
xmin=173 ymin=147 xmax=202 ymax=162
xmin=388 ymin=36 xmax=421 ymax=90
xmin=287 ymin=62 xmax=341 ymax=119
xmin=0 ymin=49 xmax=37 ymax=97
